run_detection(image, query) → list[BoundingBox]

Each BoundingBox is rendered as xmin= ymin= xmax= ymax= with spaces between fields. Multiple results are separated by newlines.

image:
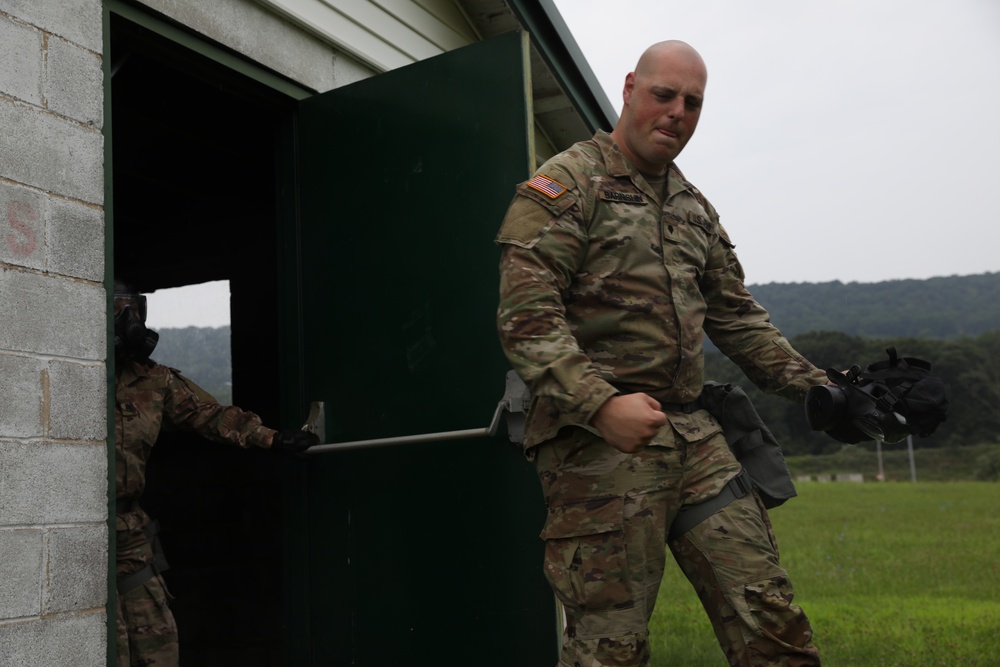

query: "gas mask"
xmin=114 ymin=283 xmax=159 ymax=362
xmin=805 ymin=347 xmax=948 ymax=444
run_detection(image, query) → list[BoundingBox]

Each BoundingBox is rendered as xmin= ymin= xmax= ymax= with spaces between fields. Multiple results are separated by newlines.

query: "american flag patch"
xmin=526 ymin=174 xmax=567 ymax=199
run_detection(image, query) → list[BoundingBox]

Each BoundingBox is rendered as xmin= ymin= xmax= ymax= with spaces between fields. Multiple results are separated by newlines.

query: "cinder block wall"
xmin=0 ymin=0 xmax=375 ymax=662
xmin=0 ymin=0 xmax=109 ymax=664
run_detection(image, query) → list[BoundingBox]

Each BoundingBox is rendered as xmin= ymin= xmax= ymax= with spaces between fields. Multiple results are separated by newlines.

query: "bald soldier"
xmin=496 ymin=41 xmax=826 ymax=666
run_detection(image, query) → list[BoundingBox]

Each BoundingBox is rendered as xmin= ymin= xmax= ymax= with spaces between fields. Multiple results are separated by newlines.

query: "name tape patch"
xmin=600 ymin=189 xmax=646 ymax=204
xmin=526 ymin=174 xmax=567 ymax=199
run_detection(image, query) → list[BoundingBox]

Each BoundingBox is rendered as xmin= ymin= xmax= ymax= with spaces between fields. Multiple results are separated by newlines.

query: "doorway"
xmin=109 ymin=8 xmax=559 ymax=663
xmin=109 ymin=10 xmax=295 ymax=664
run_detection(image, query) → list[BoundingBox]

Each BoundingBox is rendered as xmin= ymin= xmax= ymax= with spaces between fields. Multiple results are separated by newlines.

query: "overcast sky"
xmin=148 ymin=0 xmax=1000 ymax=328
xmin=553 ymin=0 xmax=1000 ymax=285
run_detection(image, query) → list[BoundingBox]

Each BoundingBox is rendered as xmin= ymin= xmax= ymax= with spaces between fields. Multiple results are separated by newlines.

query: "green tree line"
xmin=707 ymin=330 xmax=1000 ymax=456
xmin=151 ymin=272 xmax=1000 ymax=455
xmin=749 ymin=272 xmax=1000 ymax=339
xmin=714 ymin=272 xmax=1000 ymax=455
xmin=151 ymin=325 xmax=232 ymax=405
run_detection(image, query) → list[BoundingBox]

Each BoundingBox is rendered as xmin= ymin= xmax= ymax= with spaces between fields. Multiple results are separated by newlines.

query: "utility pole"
xmin=907 ymin=434 xmax=917 ymax=482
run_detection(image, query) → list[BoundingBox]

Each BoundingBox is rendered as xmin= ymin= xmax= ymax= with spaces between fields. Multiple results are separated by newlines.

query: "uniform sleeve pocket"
xmin=495 ymin=184 xmax=577 ymax=249
xmin=538 ymin=497 xmax=632 ymax=611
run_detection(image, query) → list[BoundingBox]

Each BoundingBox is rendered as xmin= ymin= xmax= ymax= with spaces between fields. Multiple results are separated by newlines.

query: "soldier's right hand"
xmin=271 ymin=429 xmax=319 ymax=456
xmin=591 ymin=393 xmax=667 ymax=453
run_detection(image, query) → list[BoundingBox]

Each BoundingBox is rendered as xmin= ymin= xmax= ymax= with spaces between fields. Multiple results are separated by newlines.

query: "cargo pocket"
xmin=667 ymin=410 xmax=725 ymax=444
xmin=539 ymin=496 xmax=631 ymax=611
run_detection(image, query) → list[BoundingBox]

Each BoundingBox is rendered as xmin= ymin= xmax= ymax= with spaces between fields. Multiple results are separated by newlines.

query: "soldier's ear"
xmin=622 ymin=72 xmax=636 ymax=106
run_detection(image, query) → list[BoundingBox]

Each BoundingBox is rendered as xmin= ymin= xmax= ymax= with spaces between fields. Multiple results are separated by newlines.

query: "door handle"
xmin=302 ymin=371 xmax=530 ymax=454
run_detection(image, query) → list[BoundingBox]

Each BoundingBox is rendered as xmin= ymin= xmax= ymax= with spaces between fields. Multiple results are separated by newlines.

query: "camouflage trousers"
xmin=534 ymin=414 xmax=820 ymax=667
xmin=116 ymin=518 xmax=179 ymax=667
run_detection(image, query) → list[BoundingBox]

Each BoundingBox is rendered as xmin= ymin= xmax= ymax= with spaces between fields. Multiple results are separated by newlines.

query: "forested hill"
xmin=749 ymin=272 xmax=1000 ymax=340
xmin=152 ymin=325 xmax=232 ymax=406
xmin=150 ymin=272 xmax=999 ymax=455
xmin=151 ymin=272 xmax=999 ymax=389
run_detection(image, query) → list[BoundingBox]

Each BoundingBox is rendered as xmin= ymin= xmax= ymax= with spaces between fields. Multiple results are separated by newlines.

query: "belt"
xmin=618 ymin=388 xmax=702 ymax=414
xmin=659 ymin=400 xmax=701 ymax=414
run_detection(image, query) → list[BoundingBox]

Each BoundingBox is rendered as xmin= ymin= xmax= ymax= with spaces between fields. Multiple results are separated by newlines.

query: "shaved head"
xmin=634 ymin=41 xmax=706 ymax=83
xmin=610 ymin=41 xmax=708 ymax=173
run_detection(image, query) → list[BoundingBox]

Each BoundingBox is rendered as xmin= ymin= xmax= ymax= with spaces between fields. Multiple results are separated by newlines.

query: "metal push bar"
xmin=302 ymin=371 xmax=529 ymax=454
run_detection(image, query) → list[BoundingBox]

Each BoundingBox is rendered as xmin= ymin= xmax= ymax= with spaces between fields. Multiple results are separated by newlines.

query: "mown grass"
xmin=648 ymin=482 xmax=1000 ymax=666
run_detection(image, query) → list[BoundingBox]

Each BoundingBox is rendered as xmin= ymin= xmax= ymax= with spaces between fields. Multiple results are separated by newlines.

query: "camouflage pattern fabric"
xmin=116 ymin=522 xmax=178 ymax=667
xmin=115 ymin=358 xmax=275 ymax=506
xmin=114 ymin=358 xmax=276 ymax=665
xmin=496 ymin=131 xmax=825 ymax=665
xmin=536 ymin=421 xmax=818 ymax=667
xmin=496 ymin=130 xmax=827 ymax=449
xmin=673 ymin=494 xmax=820 ymax=666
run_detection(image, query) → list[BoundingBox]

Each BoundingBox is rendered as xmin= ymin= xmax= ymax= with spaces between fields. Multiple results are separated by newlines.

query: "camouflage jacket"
xmin=115 ymin=358 xmax=275 ymax=530
xmin=496 ymin=130 xmax=826 ymax=449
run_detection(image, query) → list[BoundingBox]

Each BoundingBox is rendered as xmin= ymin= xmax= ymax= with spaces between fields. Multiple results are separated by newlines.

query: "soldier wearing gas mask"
xmin=112 ymin=281 xmax=316 ymax=667
xmin=113 ymin=282 xmax=159 ymax=363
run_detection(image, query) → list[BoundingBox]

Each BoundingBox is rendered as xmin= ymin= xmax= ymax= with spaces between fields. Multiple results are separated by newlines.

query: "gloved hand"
xmin=271 ymin=429 xmax=319 ymax=455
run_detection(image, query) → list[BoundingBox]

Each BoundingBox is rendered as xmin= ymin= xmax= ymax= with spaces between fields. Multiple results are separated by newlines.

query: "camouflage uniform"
xmin=115 ymin=358 xmax=275 ymax=667
xmin=496 ymin=130 xmax=827 ymax=666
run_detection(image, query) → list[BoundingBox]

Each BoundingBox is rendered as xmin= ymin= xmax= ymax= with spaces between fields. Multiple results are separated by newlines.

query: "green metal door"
xmin=283 ymin=31 xmax=556 ymax=664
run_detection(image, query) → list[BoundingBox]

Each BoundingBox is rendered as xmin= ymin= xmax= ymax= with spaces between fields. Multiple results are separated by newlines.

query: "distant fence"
xmin=798 ymin=473 xmax=865 ymax=483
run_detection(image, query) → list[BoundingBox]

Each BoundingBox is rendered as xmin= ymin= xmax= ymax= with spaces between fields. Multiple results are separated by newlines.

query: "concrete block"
xmin=47 ymin=197 xmax=104 ymax=281
xmin=44 ymin=35 xmax=103 ymax=127
xmin=0 ymin=269 xmax=104 ymax=359
xmin=0 ymin=529 xmax=42 ymax=619
xmin=0 ymin=0 xmax=103 ymax=52
xmin=0 ymin=441 xmax=107 ymax=526
xmin=0 ymin=353 xmax=44 ymax=438
xmin=0 ymin=181 xmax=46 ymax=272
xmin=0 ymin=15 xmax=43 ymax=106
xmin=43 ymin=524 xmax=108 ymax=613
xmin=0 ymin=611 xmax=106 ymax=666
xmin=47 ymin=360 xmax=106 ymax=441
xmin=0 ymin=98 xmax=103 ymax=205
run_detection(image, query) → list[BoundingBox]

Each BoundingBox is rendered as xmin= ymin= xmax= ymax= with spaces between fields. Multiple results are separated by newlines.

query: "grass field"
xmin=648 ymin=482 xmax=1000 ymax=666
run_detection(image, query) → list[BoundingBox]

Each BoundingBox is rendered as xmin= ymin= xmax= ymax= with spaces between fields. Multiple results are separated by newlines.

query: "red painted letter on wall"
xmin=7 ymin=201 xmax=38 ymax=257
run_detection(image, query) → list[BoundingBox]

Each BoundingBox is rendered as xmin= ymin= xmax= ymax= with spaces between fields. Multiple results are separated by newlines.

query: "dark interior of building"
xmin=109 ymin=11 xmax=566 ymax=664
xmin=110 ymin=14 xmax=296 ymax=664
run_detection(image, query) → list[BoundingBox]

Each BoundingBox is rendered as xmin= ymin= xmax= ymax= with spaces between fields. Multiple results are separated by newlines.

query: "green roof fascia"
xmin=507 ymin=0 xmax=617 ymax=133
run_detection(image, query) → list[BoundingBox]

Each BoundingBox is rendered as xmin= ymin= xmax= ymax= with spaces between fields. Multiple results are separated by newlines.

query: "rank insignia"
xmin=526 ymin=174 xmax=567 ymax=199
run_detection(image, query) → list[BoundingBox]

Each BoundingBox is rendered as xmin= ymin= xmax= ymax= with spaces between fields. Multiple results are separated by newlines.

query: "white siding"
xmin=256 ymin=0 xmax=477 ymax=72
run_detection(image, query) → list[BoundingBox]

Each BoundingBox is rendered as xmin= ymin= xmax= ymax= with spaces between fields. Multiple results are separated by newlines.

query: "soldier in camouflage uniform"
xmin=112 ymin=282 xmax=315 ymax=667
xmin=496 ymin=41 xmax=827 ymax=666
